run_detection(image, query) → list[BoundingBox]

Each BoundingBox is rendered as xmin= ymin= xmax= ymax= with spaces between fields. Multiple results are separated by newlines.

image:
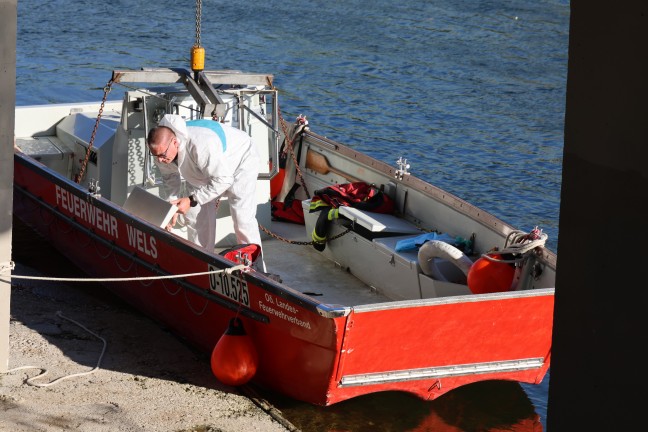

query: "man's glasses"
xmin=150 ymin=137 xmax=174 ymax=159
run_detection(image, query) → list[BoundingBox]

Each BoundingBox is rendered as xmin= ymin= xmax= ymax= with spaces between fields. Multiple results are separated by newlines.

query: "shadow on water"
xmin=10 ymin=217 xmax=543 ymax=431
xmin=263 ymin=380 xmax=542 ymax=432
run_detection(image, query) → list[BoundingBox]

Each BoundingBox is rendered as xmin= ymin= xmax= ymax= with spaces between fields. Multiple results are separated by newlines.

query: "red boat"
xmin=12 ymin=66 xmax=555 ymax=406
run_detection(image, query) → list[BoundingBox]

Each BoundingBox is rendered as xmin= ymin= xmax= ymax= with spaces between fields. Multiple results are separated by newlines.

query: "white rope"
xmin=2 ymin=311 xmax=106 ymax=387
xmin=482 ymin=227 xmax=548 ymax=264
xmin=503 ymin=228 xmax=548 ymax=253
xmin=2 ymin=261 xmax=250 ymax=387
xmin=0 ymin=263 xmax=248 ymax=282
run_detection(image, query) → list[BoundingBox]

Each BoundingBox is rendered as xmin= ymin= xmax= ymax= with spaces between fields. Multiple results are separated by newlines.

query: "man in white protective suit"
xmin=147 ymin=114 xmax=266 ymax=271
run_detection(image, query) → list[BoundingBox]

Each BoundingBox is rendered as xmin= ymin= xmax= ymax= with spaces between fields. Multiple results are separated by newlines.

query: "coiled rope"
xmin=2 ymin=311 xmax=106 ymax=387
xmin=482 ymin=226 xmax=548 ymax=264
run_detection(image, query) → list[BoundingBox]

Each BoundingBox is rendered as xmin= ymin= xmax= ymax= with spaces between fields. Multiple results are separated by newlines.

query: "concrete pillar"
xmin=547 ymin=1 xmax=647 ymax=430
xmin=0 ymin=0 xmax=17 ymax=372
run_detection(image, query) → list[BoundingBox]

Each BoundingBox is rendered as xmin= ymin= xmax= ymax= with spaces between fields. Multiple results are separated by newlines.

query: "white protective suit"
xmin=154 ymin=114 xmax=264 ymax=268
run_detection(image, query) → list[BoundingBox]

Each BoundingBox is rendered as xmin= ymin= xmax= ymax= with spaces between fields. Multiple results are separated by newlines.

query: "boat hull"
xmin=13 ymin=152 xmax=552 ymax=406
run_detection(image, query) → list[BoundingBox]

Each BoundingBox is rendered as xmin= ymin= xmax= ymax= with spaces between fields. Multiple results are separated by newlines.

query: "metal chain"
xmin=195 ymin=0 xmax=202 ymax=47
xmin=76 ymin=78 xmax=114 ymax=184
xmin=259 ymin=223 xmax=351 ymax=246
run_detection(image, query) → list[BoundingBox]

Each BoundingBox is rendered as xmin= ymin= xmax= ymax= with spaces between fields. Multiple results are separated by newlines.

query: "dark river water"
xmin=15 ymin=0 xmax=570 ymax=430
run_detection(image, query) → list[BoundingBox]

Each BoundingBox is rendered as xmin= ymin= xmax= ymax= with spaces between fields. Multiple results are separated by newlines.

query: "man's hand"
xmin=170 ymin=197 xmax=192 ymax=215
xmin=165 ymin=213 xmax=179 ymax=232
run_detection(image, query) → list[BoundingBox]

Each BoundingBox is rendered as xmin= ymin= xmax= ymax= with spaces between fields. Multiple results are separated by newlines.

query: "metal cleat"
xmin=395 ymin=156 xmax=411 ymax=180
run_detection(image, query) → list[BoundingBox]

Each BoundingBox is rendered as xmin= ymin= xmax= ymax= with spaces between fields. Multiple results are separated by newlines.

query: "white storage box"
xmin=123 ymin=186 xmax=178 ymax=228
xmin=338 ymin=206 xmax=421 ymax=234
xmin=16 ymin=136 xmax=74 ymax=178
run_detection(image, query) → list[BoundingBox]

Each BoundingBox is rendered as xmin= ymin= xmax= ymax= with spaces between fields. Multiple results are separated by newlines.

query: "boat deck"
xmin=260 ymin=220 xmax=392 ymax=307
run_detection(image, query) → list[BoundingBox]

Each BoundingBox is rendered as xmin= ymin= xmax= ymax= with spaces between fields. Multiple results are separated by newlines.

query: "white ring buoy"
xmin=418 ymin=240 xmax=473 ymax=282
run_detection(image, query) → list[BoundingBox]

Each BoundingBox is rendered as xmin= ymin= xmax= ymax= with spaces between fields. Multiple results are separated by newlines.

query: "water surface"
xmin=16 ymin=1 xmax=570 ymax=429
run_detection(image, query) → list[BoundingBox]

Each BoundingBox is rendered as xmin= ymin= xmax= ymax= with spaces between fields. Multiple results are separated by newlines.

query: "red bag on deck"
xmin=271 ymin=199 xmax=305 ymax=224
xmin=270 ymin=183 xmax=305 ymax=225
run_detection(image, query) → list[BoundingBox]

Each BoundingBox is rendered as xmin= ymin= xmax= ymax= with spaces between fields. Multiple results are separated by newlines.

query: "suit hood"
xmin=159 ymin=114 xmax=189 ymax=144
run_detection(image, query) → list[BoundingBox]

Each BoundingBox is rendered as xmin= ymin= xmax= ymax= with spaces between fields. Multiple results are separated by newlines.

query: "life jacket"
xmin=309 ymin=182 xmax=394 ymax=251
xmin=309 ymin=181 xmax=394 ymax=213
